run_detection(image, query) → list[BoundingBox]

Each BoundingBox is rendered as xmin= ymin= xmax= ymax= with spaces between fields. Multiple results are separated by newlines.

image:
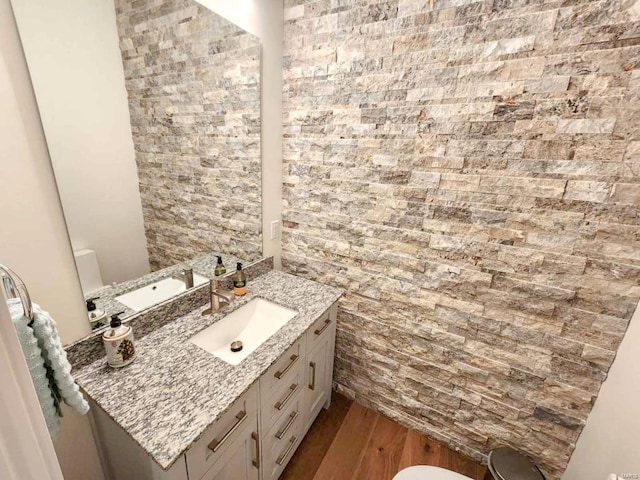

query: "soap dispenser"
xmin=214 ymin=255 xmax=226 ymax=276
xmin=86 ymin=297 xmax=108 ymax=328
xmin=102 ymin=312 xmax=136 ymax=368
xmin=232 ymin=262 xmax=247 ymax=296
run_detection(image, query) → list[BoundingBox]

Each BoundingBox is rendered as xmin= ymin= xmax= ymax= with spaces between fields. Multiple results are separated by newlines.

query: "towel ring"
xmin=0 ymin=264 xmax=34 ymax=325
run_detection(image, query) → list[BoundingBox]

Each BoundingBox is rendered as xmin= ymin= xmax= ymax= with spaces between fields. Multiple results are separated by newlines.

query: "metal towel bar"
xmin=0 ymin=264 xmax=34 ymax=325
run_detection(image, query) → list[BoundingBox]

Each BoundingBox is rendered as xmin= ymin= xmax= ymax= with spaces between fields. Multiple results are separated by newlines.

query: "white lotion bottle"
xmin=86 ymin=297 xmax=108 ymax=328
xmin=102 ymin=312 xmax=136 ymax=368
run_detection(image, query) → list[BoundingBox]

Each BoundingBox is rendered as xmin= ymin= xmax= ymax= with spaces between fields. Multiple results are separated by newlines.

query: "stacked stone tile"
xmin=115 ymin=0 xmax=262 ymax=270
xmin=282 ymin=0 xmax=640 ymax=477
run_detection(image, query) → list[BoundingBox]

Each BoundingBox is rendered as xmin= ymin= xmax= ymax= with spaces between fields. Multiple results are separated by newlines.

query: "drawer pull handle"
xmin=314 ymin=318 xmax=331 ymax=336
xmin=274 ymin=355 xmax=300 ymax=380
xmin=275 ymin=411 xmax=298 ymax=440
xmin=275 ymin=354 xmax=299 ymax=379
xmin=251 ymin=431 xmax=260 ymax=469
xmin=207 ymin=410 xmax=247 ymax=453
xmin=309 ymin=361 xmax=316 ymax=391
xmin=276 ymin=436 xmax=297 ymax=466
xmin=275 ymin=383 xmax=298 ymax=411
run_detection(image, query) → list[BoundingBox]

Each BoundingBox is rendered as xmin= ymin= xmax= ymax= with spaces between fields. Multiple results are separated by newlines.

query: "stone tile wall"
xmin=115 ymin=0 xmax=262 ymax=270
xmin=281 ymin=0 xmax=640 ymax=477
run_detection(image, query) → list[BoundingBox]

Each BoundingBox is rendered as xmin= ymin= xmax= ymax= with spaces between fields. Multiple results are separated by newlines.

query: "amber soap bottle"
xmin=232 ymin=262 xmax=247 ymax=296
xmin=214 ymin=255 xmax=226 ymax=276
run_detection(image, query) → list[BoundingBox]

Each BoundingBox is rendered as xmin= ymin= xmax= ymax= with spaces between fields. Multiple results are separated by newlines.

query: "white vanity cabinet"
xmin=89 ymin=384 xmax=260 ymax=480
xmin=90 ymin=302 xmax=337 ymax=480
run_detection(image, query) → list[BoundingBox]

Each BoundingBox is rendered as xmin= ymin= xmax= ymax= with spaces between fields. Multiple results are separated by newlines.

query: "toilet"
xmin=394 ymin=466 xmax=474 ymax=480
xmin=73 ymin=249 xmax=105 ymax=294
xmin=392 ymin=447 xmax=545 ymax=480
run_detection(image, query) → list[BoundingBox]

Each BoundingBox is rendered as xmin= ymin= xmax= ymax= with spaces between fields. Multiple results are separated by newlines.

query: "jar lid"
xmin=102 ymin=324 xmax=131 ymax=341
xmin=487 ymin=447 xmax=545 ymax=480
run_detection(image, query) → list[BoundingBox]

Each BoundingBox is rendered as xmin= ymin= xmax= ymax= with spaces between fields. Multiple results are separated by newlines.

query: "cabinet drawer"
xmin=260 ymin=340 xmax=305 ymax=403
xmin=305 ymin=308 xmax=333 ymax=353
xmin=262 ymin=368 xmax=304 ymax=433
xmin=186 ymin=384 xmax=258 ymax=480
xmin=263 ymin=395 xmax=304 ymax=480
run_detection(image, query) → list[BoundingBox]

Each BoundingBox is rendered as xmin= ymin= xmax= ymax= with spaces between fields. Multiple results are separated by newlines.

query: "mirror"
xmin=12 ymin=0 xmax=262 ymax=328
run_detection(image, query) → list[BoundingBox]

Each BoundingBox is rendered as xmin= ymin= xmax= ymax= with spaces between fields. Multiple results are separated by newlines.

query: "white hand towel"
xmin=8 ymin=298 xmax=89 ymax=439
xmin=29 ymin=302 xmax=89 ymax=416
xmin=8 ymin=299 xmax=61 ymax=437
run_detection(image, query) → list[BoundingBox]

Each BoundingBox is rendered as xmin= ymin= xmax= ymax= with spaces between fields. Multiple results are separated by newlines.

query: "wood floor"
xmin=281 ymin=393 xmax=487 ymax=480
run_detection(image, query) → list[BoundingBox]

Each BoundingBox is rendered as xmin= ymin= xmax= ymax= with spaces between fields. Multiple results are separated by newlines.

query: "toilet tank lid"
xmin=487 ymin=447 xmax=545 ymax=480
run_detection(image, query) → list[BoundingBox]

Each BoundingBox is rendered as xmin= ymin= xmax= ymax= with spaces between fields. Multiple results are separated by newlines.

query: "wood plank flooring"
xmin=281 ymin=393 xmax=487 ymax=480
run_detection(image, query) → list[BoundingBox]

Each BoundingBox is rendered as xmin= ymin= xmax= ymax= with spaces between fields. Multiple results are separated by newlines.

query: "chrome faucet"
xmin=202 ymin=279 xmax=235 ymax=315
xmin=173 ymin=265 xmax=194 ymax=289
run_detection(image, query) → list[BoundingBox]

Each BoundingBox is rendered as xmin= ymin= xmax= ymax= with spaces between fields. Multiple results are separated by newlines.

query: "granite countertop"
xmin=88 ymin=252 xmax=250 ymax=322
xmin=75 ymin=270 xmax=343 ymax=471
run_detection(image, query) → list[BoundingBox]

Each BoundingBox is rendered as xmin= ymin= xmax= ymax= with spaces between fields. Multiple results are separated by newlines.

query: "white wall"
xmin=11 ymin=0 xmax=151 ymax=286
xmin=196 ymin=0 xmax=284 ymax=268
xmin=563 ymin=302 xmax=640 ymax=480
xmin=0 ymin=1 xmax=105 ymax=478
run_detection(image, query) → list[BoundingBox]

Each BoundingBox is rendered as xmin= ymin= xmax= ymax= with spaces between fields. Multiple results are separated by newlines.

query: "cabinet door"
xmin=201 ymin=426 xmax=259 ymax=480
xmin=304 ymin=338 xmax=330 ymax=433
xmin=186 ymin=385 xmax=258 ymax=480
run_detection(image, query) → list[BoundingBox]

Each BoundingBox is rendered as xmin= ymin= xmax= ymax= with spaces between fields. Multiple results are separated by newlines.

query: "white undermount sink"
xmin=116 ymin=273 xmax=209 ymax=312
xmin=189 ymin=298 xmax=298 ymax=365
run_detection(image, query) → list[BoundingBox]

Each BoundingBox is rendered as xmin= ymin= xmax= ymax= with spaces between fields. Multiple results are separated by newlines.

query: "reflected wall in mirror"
xmin=12 ymin=0 xmax=262 ymax=327
xmin=116 ymin=0 xmax=262 ymax=271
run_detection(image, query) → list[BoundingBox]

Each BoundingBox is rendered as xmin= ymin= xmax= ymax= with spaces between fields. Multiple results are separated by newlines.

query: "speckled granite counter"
xmin=87 ymin=252 xmax=250 ymax=322
xmin=74 ymin=270 xmax=343 ymax=471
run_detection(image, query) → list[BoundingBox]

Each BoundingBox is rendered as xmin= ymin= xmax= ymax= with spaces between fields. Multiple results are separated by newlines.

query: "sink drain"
xmin=230 ymin=341 xmax=243 ymax=352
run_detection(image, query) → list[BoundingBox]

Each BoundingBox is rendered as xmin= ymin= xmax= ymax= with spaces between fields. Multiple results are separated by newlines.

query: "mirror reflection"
xmin=13 ymin=0 xmax=262 ymax=328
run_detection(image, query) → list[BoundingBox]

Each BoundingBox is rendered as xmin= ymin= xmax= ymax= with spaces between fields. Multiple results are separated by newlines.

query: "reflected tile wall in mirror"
xmin=115 ymin=0 xmax=262 ymax=270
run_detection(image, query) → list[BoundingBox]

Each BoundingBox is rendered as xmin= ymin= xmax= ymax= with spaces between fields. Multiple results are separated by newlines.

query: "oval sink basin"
xmin=116 ymin=273 xmax=209 ymax=312
xmin=190 ymin=298 xmax=298 ymax=365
